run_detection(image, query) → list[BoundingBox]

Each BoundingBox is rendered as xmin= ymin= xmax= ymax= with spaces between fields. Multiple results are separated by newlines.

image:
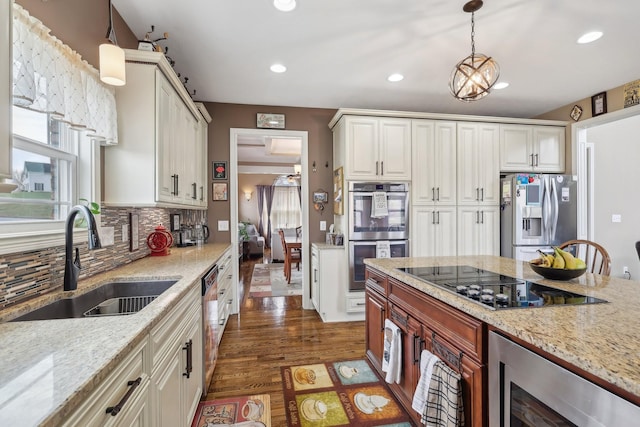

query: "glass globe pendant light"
xmin=449 ymin=0 xmax=499 ymax=101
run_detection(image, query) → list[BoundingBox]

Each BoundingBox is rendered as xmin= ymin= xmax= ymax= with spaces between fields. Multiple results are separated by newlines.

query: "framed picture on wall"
xmin=333 ymin=167 xmax=344 ymax=215
xmin=213 ymin=161 xmax=227 ymax=180
xmin=212 ymin=182 xmax=228 ymax=201
xmin=591 ymin=92 xmax=607 ymax=117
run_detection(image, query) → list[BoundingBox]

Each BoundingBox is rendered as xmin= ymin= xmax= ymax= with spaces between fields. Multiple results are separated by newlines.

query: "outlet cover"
xmin=218 ymin=220 xmax=229 ymax=231
xmin=612 ymin=214 xmax=622 ymax=223
xmin=101 ymin=226 xmax=115 ymax=246
xmin=320 ymin=221 xmax=326 ymax=231
xmin=122 ymin=224 xmax=129 ymax=242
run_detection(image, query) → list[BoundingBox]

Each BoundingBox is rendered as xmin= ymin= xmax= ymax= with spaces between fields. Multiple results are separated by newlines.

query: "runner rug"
xmin=191 ymin=394 xmax=271 ymax=427
xmin=249 ymin=263 xmax=302 ymax=297
xmin=281 ymin=359 xmax=413 ymax=426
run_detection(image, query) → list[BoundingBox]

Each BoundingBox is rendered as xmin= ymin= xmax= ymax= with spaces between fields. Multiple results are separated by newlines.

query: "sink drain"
xmin=84 ymin=295 xmax=158 ymax=317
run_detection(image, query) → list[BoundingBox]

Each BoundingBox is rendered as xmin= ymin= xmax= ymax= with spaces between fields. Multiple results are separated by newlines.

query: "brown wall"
xmin=203 ymin=103 xmax=337 ymax=245
xmin=16 ymin=0 xmax=138 ymax=70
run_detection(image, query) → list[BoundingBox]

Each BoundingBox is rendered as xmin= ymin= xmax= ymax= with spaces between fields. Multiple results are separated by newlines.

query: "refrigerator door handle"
xmin=550 ymin=178 xmax=559 ymax=241
xmin=542 ymin=176 xmax=552 ymax=242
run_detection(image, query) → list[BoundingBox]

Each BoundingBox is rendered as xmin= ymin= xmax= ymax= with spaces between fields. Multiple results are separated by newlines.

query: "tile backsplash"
xmin=0 ymin=207 xmax=206 ymax=310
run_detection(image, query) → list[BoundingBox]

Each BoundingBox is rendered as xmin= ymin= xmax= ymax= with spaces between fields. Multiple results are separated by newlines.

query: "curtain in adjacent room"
xmin=271 ymin=186 xmax=302 ymax=230
xmin=264 ymin=185 xmax=275 ymax=248
xmin=256 ymin=184 xmax=266 ymax=237
xmin=12 ymin=3 xmax=118 ymax=145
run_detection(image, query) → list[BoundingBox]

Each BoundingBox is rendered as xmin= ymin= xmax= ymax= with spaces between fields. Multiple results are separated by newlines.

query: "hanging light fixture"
xmin=99 ymin=0 xmax=126 ymax=86
xmin=449 ymin=0 xmax=499 ymax=101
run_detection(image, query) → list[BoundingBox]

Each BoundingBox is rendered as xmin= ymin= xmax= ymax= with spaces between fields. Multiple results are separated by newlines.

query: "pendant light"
xmin=449 ymin=0 xmax=499 ymax=101
xmin=99 ymin=0 xmax=126 ymax=86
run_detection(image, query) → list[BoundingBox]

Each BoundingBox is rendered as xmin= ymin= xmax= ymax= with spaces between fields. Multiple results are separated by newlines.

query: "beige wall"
xmin=203 ymin=103 xmax=336 ymax=245
xmin=237 ymin=174 xmax=275 ymax=226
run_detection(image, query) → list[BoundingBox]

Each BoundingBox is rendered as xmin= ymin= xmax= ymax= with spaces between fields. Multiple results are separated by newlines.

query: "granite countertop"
xmin=312 ymin=242 xmax=346 ymax=250
xmin=0 ymin=243 xmax=231 ymax=427
xmin=365 ymin=255 xmax=640 ymax=399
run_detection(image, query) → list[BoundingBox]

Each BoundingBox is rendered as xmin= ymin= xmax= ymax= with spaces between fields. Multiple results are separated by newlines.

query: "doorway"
xmin=229 ymin=128 xmax=311 ymax=310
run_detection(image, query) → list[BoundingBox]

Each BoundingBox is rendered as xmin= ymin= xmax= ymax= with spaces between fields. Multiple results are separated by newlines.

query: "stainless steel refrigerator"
xmin=500 ymin=174 xmax=577 ymax=261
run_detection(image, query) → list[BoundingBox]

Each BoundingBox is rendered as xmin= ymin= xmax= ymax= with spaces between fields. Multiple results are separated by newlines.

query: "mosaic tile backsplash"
xmin=0 ymin=207 xmax=207 ymax=310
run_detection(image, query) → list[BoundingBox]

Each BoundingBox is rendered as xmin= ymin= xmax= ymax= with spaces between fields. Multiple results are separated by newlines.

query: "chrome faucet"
xmin=64 ymin=205 xmax=102 ymax=291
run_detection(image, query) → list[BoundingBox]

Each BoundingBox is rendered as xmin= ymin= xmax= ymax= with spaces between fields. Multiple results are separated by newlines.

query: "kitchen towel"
xmin=421 ymin=360 xmax=464 ymax=427
xmin=381 ymin=318 xmax=402 ymax=384
xmin=412 ymin=349 xmax=440 ymax=414
xmin=376 ymin=240 xmax=391 ymax=258
xmin=371 ymin=191 xmax=389 ymax=218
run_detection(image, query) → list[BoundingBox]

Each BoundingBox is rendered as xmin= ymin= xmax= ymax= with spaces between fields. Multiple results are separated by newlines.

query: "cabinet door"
xmin=379 ymin=118 xmax=412 ymax=180
xmin=345 ymin=116 xmax=379 ymax=180
xmin=434 ymin=122 xmax=457 ymax=204
xmin=311 ymin=248 xmax=320 ymax=311
xmin=390 ymin=306 xmax=422 ymax=409
xmin=460 ymin=357 xmax=485 ymax=427
xmin=457 ymin=207 xmax=480 ymax=256
xmin=434 ymin=207 xmax=457 ymax=256
xmin=111 ymin=381 xmax=150 ymax=427
xmin=500 ymin=124 xmax=533 ymax=172
xmin=533 ymin=126 xmax=565 ymax=172
xmin=151 ymin=349 xmax=183 ymax=427
xmin=457 ymin=123 xmax=480 ymax=205
xmin=182 ymin=319 xmax=203 ymax=426
xmin=156 ymin=71 xmax=176 ymax=202
xmin=411 ymin=120 xmax=436 ymax=205
xmin=365 ymin=289 xmax=386 ymax=372
xmin=411 ymin=207 xmax=435 ymax=257
xmin=476 ymin=123 xmax=500 ymax=205
xmin=477 ymin=207 xmax=500 ymax=256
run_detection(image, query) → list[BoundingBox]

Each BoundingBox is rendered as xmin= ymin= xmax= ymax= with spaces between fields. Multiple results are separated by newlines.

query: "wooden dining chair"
xmin=559 ymin=239 xmax=612 ymax=276
xmin=279 ymin=229 xmax=300 ymax=283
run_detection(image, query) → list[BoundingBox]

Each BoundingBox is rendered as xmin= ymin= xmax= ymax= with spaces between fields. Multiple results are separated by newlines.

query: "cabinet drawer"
xmin=365 ymin=267 xmax=388 ymax=296
xmin=149 ymin=286 xmax=200 ymax=370
xmin=62 ymin=339 xmax=149 ymax=427
xmin=388 ymin=278 xmax=485 ymax=362
xmin=345 ymin=293 xmax=366 ymax=313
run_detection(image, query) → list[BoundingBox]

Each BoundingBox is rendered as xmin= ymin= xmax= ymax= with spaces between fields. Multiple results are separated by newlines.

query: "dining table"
xmin=284 ymin=235 xmax=302 ymax=284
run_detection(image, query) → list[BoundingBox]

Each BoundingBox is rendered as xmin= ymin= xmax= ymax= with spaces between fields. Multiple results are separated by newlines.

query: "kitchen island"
xmin=365 ymin=255 xmax=640 ymax=425
xmin=0 ymin=243 xmax=231 ymax=427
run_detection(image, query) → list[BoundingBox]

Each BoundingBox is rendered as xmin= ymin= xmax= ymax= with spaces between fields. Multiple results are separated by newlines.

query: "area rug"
xmin=281 ymin=359 xmax=413 ymax=426
xmin=249 ymin=263 xmax=302 ymax=297
xmin=191 ymin=394 xmax=271 ymax=427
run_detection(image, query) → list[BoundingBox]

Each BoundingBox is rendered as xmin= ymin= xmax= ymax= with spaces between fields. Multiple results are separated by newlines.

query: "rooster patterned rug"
xmin=249 ymin=263 xmax=302 ymax=297
xmin=281 ymin=359 xmax=413 ymax=426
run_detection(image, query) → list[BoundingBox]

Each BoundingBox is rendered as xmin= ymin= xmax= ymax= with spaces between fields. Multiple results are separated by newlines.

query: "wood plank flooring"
xmin=205 ymin=251 xmax=366 ymax=425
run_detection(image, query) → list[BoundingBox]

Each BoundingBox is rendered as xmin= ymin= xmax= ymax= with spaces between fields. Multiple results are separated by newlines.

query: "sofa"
xmin=271 ymin=228 xmax=298 ymax=262
xmin=239 ymin=223 xmax=265 ymax=258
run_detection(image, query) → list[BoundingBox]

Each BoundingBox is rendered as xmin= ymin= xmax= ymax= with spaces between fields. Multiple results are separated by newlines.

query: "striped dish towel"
xmin=412 ymin=349 xmax=440 ymax=414
xmin=421 ymin=360 xmax=464 ymax=426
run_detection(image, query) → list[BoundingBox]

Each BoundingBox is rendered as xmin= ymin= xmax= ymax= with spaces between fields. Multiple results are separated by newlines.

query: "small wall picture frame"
xmin=313 ymin=190 xmax=328 ymax=204
xmin=129 ymin=213 xmax=139 ymax=252
xmin=213 ymin=161 xmax=227 ymax=180
xmin=591 ymin=92 xmax=607 ymax=117
xmin=212 ymin=182 xmax=228 ymax=201
xmin=570 ymin=105 xmax=583 ymax=121
xmin=257 ymin=113 xmax=285 ymax=129
xmin=170 ymin=213 xmax=180 ymax=231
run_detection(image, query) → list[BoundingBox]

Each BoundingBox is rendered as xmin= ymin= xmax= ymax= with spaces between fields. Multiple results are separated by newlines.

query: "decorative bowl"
xmin=529 ymin=263 xmax=587 ymax=280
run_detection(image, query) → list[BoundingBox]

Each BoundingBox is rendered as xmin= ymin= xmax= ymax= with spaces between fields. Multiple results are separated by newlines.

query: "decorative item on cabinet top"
xmin=570 ymin=105 xmax=583 ymax=121
xmin=623 ymin=79 xmax=640 ymax=109
xmin=257 ymin=113 xmax=285 ymax=129
xmin=591 ymin=92 xmax=607 ymax=117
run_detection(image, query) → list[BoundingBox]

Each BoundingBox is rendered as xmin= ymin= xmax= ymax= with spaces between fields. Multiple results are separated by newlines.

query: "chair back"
xmin=636 ymin=241 xmax=640 ymax=262
xmin=559 ymin=239 xmax=611 ymax=276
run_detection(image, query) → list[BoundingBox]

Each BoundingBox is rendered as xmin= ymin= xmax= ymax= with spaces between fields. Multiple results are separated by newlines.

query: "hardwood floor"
xmin=205 ymin=250 xmax=366 ymax=425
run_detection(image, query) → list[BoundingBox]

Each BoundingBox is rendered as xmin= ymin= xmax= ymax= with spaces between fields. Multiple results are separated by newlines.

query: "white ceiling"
xmin=112 ymin=0 xmax=640 ymax=119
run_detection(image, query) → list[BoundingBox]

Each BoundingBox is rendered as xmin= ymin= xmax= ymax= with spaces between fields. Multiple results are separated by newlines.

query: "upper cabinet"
xmin=500 ymin=124 xmax=565 ymax=173
xmin=104 ymin=50 xmax=210 ymax=209
xmin=334 ymin=116 xmax=411 ymax=181
xmin=457 ymin=122 xmax=500 ymax=205
xmin=411 ymin=120 xmax=457 ymax=205
xmin=0 ymin=1 xmax=11 ymax=181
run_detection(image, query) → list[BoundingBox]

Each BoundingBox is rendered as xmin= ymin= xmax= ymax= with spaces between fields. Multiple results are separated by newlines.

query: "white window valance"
xmin=12 ymin=3 xmax=118 ymax=145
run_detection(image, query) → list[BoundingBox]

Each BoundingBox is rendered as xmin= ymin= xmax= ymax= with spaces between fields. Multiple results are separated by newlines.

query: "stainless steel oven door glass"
xmin=349 ymin=240 xmax=408 ymax=291
xmin=489 ymin=331 xmax=640 ymax=426
xmin=348 ymin=182 xmax=409 ymax=240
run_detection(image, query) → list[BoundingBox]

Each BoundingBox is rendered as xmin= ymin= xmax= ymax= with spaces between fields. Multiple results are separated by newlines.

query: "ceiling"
xmin=112 ymin=0 xmax=640 ymax=119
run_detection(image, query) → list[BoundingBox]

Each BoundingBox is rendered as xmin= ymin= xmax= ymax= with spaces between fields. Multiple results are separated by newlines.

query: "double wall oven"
xmin=348 ymin=182 xmax=409 ymax=291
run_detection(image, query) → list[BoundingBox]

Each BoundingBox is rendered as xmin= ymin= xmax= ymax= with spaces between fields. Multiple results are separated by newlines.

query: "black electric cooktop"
xmin=398 ymin=266 xmax=607 ymax=310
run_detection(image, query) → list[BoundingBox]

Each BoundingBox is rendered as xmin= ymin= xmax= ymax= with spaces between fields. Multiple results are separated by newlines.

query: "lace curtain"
xmin=12 ymin=3 xmax=118 ymax=145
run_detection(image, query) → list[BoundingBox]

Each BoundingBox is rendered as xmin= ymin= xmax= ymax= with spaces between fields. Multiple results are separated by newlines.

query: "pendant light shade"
xmin=449 ymin=0 xmax=498 ymax=101
xmin=99 ymin=0 xmax=126 ymax=86
xmin=99 ymin=43 xmax=126 ymax=86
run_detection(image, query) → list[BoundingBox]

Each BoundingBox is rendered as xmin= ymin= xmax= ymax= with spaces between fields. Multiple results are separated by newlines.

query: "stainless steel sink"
xmin=12 ymin=280 xmax=178 ymax=321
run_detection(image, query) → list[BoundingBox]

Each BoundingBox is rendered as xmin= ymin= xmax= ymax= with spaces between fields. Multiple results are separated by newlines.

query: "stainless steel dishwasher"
xmin=201 ymin=264 xmax=218 ymax=394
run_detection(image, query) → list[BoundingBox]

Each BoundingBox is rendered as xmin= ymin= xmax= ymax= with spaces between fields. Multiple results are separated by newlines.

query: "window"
xmin=270 ymin=185 xmax=302 ymax=229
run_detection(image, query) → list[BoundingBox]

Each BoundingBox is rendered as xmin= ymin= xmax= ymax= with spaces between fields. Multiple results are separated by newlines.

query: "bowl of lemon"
xmin=529 ymin=247 xmax=587 ymax=280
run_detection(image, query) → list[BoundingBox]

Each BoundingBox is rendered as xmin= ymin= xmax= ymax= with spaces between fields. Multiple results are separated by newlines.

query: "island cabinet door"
xmin=423 ymin=330 xmax=486 ymax=427
xmin=365 ymin=288 xmax=386 ymax=372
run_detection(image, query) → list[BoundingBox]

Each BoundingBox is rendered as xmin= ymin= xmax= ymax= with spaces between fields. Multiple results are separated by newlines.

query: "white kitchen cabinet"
xmin=104 ymin=49 xmax=209 ymax=209
xmin=411 ymin=206 xmax=457 ymax=257
xmin=195 ymin=103 xmax=212 ymax=207
xmin=216 ymin=247 xmax=235 ymax=335
xmin=499 ymin=124 xmax=565 ymax=173
xmin=0 ymin=1 xmax=10 ymax=183
xmin=457 ymin=122 xmax=500 ymax=206
xmin=457 ymin=206 xmax=500 ymax=256
xmin=149 ymin=286 xmax=202 ymax=427
xmin=334 ymin=116 xmax=411 ymax=181
xmin=412 ymin=120 xmax=457 ymax=205
xmin=62 ymin=339 xmax=150 ymax=427
xmin=311 ymin=244 xmax=363 ymax=322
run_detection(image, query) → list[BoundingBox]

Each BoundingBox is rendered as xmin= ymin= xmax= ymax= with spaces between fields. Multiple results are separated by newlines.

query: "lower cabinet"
xmin=217 ymin=248 xmax=234 ymax=334
xmin=366 ymin=267 xmax=487 ymax=427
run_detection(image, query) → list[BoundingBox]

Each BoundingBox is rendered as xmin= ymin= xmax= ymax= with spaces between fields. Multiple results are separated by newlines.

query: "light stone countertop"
xmin=312 ymin=242 xmax=346 ymax=250
xmin=0 ymin=243 xmax=231 ymax=427
xmin=365 ymin=255 xmax=640 ymax=400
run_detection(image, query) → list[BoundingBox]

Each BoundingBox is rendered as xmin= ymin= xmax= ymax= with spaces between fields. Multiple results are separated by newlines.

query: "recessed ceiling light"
xmin=270 ymin=64 xmax=287 ymax=73
xmin=577 ymin=31 xmax=603 ymax=44
xmin=493 ymin=82 xmax=509 ymax=90
xmin=387 ymin=73 xmax=404 ymax=82
xmin=274 ymin=0 xmax=296 ymax=12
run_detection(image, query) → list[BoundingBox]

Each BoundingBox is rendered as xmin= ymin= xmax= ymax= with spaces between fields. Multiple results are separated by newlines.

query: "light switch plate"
xmin=320 ymin=221 xmax=327 ymax=231
xmin=218 ymin=220 xmax=229 ymax=231
xmin=122 ymin=224 xmax=129 ymax=242
xmin=101 ymin=226 xmax=115 ymax=246
xmin=612 ymin=214 xmax=622 ymax=223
